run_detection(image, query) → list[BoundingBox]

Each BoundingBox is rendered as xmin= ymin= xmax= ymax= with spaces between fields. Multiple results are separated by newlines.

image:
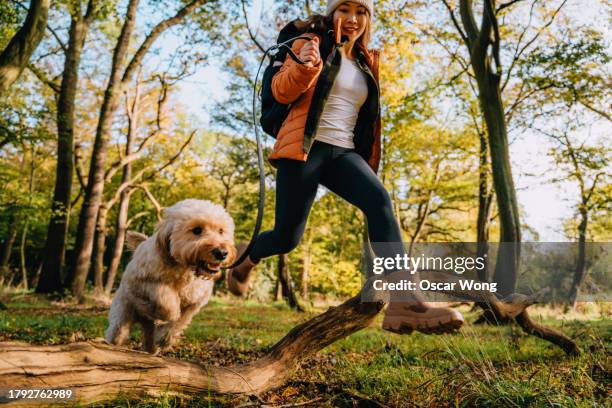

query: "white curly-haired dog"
xmin=105 ymin=199 xmax=236 ymax=354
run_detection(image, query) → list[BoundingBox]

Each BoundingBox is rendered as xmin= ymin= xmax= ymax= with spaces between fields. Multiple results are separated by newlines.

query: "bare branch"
xmin=241 ymin=0 xmax=266 ymax=55
xmin=121 ymin=0 xmax=207 ymax=85
xmin=27 ymin=63 xmax=60 ymax=93
xmin=579 ymin=101 xmax=612 ymax=122
xmin=141 ymin=130 xmax=196 ymax=183
xmin=304 ymin=0 xmax=312 ymax=15
xmin=502 ymin=0 xmax=567 ymax=90
xmin=496 ymin=0 xmax=526 ymax=13
xmin=70 ymin=187 xmax=83 ymax=208
xmin=126 ymin=210 xmax=149 ymax=227
xmin=132 ymin=184 xmax=162 ymax=220
xmin=441 ymin=0 xmax=469 ymax=46
xmin=105 ymin=78 xmax=167 ymax=182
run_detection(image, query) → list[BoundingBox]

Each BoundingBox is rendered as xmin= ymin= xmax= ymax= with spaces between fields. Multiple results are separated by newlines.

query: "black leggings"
xmin=250 ymin=140 xmax=404 ymax=262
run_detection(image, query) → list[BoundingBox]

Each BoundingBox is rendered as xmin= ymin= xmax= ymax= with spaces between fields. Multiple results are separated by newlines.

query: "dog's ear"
xmin=155 ymin=219 xmax=175 ymax=265
xmin=126 ymin=231 xmax=148 ymax=251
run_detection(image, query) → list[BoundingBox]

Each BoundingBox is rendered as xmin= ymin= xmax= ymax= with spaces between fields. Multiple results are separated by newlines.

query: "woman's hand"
xmin=299 ymin=36 xmax=321 ymax=67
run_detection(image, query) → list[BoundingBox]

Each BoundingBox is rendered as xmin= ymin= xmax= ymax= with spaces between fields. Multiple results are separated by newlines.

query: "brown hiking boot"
xmin=227 ymin=242 xmax=259 ymax=297
xmin=382 ymin=301 xmax=464 ymax=335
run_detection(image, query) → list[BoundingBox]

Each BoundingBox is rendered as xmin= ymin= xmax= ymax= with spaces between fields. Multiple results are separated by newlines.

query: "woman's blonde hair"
xmin=293 ymin=11 xmax=371 ymax=51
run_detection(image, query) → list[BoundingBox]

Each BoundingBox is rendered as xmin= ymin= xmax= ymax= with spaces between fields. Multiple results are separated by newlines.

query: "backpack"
xmin=259 ymin=21 xmax=302 ymax=138
xmin=259 ymin=21 xmax=331 ymax=138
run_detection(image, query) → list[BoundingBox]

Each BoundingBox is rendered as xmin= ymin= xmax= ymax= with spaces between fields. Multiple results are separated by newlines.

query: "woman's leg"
xmin=320 ymin=148 xmax=464 ymax=334
xmin=319 ymin=149 xmax=403 ymax=256
xmin=227 ymin=142 xmax=331 ymax=296
xmin=249 ymin=156 xmax=323 ymax=261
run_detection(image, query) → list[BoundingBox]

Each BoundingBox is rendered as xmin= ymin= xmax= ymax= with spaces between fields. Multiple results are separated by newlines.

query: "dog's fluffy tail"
xmin=126 ymin=231 xmax=148 ymax=250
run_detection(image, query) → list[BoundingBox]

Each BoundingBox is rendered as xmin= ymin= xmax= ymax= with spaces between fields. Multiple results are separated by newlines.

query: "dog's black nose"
xmin=212 ymin=248 xmax=228 ymax=261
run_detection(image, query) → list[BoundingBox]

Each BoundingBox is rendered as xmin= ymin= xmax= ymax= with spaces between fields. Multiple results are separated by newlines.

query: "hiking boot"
xmin=227 ymin=242 xmax=259 ymax=297
xmin=382 ymin=301 xmax=464 ymax=335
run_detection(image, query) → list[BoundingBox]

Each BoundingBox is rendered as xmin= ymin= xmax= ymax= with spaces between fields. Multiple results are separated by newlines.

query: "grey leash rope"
xmin=223 ymin=35 xmax=314 ymax=269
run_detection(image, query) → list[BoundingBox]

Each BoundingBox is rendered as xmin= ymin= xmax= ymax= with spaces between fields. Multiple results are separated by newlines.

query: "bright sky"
xmin=170 ymin=0 xmax=608 ymax=242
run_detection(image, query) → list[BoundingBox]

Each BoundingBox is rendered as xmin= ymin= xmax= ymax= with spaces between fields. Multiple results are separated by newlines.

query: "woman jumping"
xmin=228 ymin=0 xmax=464 ymax=335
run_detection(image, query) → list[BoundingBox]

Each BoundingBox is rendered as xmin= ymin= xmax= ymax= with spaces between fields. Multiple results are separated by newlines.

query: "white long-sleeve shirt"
xmin=314 ymin=50 xmax=369 ymax=149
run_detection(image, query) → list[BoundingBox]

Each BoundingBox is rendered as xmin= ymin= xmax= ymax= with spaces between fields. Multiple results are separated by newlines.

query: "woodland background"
xmin=0 ymin=0 xmax=610 ymax=306
xmin=0 ymin=1 xmax=610 ymax=406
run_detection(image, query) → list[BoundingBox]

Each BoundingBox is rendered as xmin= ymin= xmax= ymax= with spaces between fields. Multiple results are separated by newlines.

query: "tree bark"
xmin=0 ymin=215 xmax=19 ymax=287
xmin=38 ymin=0 xmax=96 ymax=294
xmin=476 ymin=131 xmax=493 ymax=282
xmin=0 ymin=295 xmax=384 ymax=405
xmin=277 ymin=254 xmax=303 ymax=311
xmin=0 ymin=0 xmax=50 ymax=95
xmin=457 ymin=0 xmax=521 ymax=295
xmin=91 ymin=204 xmax=109 ymax=294
xmin=18 ymin=220 xmax=29 ymax=290
xmin=104 ymin=191 xmax=132 ymax=295
xmin=301 ymin=241 xmax=310 ymax=299
xmin=105 ymin=81 xmax=139 ymax=295
xmin=69 ymin=0 xmax=140 ymax=299
xmin=569 ymin=207 xmax=588 ymax=307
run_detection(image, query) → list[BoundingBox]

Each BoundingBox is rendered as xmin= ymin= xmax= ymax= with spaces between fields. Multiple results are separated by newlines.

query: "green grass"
xmin=1 ymin=292 xmax=610 ymax=407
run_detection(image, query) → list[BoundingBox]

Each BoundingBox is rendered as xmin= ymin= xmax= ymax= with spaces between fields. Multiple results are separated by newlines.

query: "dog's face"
xmin=155 ymin=200 xmax=237 ymax=279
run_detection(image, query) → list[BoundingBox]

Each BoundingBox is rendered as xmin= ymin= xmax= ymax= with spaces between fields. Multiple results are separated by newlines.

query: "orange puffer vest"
xmin=268 ymin=32 xmax=382 ymax=173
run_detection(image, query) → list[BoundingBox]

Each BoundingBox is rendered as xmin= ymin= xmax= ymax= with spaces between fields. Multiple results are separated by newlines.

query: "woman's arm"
xmin=271 ymin=35 xmax=323 ymax=104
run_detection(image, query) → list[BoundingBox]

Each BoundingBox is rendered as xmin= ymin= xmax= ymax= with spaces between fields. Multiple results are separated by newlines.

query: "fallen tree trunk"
xmin=0 ymin=295 xmax=383 ymax=406
xmin=0 ymin=274 xmax=580 ymax=405
xmin=417 ymin=271 xmax=581 ymax=355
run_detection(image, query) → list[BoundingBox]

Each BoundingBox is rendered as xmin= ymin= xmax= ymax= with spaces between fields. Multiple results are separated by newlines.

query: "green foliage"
xmin=518 ymin=29 xmax=610 ymax=115
xmin=0 ymin=1 xmax=23 ymax=50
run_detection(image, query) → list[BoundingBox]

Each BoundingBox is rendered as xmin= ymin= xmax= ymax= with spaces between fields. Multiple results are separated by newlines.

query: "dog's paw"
xmin=153 ymin=319 xmax=169 ymax=326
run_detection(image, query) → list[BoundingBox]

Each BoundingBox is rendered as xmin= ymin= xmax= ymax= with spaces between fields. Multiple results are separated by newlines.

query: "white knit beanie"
xmin=326 ymin=0 xmax=374 ymax=16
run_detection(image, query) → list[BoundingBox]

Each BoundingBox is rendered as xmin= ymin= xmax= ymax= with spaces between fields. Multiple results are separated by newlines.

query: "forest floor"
xmin=0 ymin=291 xmax=610 ymax=407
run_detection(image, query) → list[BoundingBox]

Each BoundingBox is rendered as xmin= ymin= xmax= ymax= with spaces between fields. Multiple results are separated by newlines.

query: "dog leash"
xmin=222 ymin=34 xmax=315 ymax=270
xmin=224 ymin=18 xmax=348 ymax=269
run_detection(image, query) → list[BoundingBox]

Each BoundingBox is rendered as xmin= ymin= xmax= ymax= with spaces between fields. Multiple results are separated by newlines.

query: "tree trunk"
xmin=477 ymin=74 xmax=521 ymax=295
xmin=91 ymin=204 xmax=109 ymax=294
xmin=458 ymin=0 xmax=521 ymax=295
xmin=18 ymin=220 xmax=29 ymax=291
xmin=274 ymin=277 xmax=282 ymax=301
xmin=69 ymin=0 xmax=140 ymax=300
xmin=277 ymin=254 xmax=303 ymax=311
xmin=0 ymin=295 xmax=384 ymax=405
xmin=38 ymin=2 xmax=94 ymax=294
xmin=70 ymin=0 xmax=206 ymax=299
xmin=104 ymin=191 xmax=131 ymax=294
xmin=301 ymin=243 xmax=310 ymax=299
xmin=0 ymin=0 xmax=50 ymax=95
xmin=0 ymin=215 xmax=19 ymax=288
xmin=476 ymin=132 xmax=493 ymax=282
xmin=105 ymin=80 xmax=138 ymax=295
xmin=569 ymin=207 xmax=588 ymax=307
xmin=30 ymin=262 xmax=43 ymax=290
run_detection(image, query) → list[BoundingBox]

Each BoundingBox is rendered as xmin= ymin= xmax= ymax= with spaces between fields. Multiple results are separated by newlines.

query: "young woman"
xmin=228 ymin=0 xmax=463 ymax=334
